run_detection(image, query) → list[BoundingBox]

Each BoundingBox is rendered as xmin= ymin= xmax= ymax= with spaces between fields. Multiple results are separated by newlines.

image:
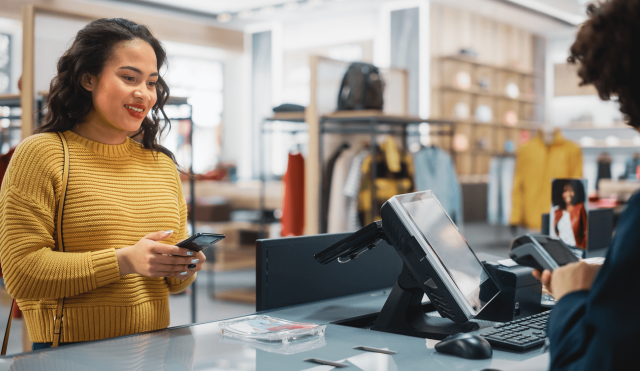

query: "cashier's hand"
xmin=532 ymin=261 xmax=601 ymax=301
xmin=116 ymin=230 xmax=206 ymax=278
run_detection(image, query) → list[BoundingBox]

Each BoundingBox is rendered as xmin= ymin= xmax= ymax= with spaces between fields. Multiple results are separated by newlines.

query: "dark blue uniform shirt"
xmin=547 ymin=192 xmax=640 ymax=370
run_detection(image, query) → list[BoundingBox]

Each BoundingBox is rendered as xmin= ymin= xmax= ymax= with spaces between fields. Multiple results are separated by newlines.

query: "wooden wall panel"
xmin=554 ymin=63 xmax=598 ymax=96
xmin=430 ymin=3 xmax=535 ymax=70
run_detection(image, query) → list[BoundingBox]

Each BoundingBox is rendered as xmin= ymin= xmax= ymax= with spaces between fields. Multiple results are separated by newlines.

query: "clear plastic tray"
xmin=220 ymin=333 xmax=326 ymax=355
xmin=219 ymin=315 xmax=326 ymax=344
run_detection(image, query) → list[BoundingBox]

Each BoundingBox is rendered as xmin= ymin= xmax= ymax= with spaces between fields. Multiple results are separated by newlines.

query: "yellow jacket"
xmin=511 ymin=131 xmax=583 ymax=229
xmin=358 ymin=137 xmax=414 ymax=225
xmin=0 ymin=131 xmax=194 ymax=343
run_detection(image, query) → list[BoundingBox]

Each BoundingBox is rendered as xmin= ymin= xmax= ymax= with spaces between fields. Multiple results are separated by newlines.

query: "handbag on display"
xmin=1 ymin=132 xmax=70 ymax=355
xmin=337 ymin=62 xmax=385 ymax=111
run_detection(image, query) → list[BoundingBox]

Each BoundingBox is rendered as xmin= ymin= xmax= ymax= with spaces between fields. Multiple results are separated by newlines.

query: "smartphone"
xmin=176 ymin=233 xmax=225 ymax=252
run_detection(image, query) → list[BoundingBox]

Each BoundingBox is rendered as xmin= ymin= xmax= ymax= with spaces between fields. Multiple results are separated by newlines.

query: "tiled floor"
xmin=0 ymin=222 xmax=521 ymax=356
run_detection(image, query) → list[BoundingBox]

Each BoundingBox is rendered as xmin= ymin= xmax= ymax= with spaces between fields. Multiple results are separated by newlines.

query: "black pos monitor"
xmin=315 ymin=191 xmax=500 ymax=340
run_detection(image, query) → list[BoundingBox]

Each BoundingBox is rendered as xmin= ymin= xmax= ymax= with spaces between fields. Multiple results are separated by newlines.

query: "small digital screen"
xmin=399 ymin=192 xmax=495 ymax=311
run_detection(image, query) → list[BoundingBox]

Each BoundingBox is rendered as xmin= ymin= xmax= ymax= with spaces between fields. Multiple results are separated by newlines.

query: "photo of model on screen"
xmin=550 ymin=179 xmax=587 ymax=249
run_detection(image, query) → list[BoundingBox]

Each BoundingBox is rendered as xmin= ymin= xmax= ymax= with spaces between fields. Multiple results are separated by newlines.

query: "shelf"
xmin=438 ymin=55 xmax=535 ymax=76
xmin=0 ymin=94 xmax=21 ymax=106
xmin=322 ymin=111 xmax=453 ymax=125
xmin=562 ymin=126 xmax=635 ymax=131
xmin=438 ymin=85 xmax=536 ymax=103
xmin=166 ymin=96 xmax=189 ymax=105
xmin=581 ymin=146 xmax=640 ymax=150
xmin=434 ymin=118 xmax=540 ymax=130
xmin=266 ymin=111 xmax=306 ymax=122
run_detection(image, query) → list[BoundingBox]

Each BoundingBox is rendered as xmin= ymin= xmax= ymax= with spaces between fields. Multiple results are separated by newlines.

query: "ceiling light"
xmin=217 ymin=13 xmax=232 ymax=22
xmin=261 ymin=6 xmax=276 ymax=15
xmin=238 ymin=10 xmax=253 ymax=19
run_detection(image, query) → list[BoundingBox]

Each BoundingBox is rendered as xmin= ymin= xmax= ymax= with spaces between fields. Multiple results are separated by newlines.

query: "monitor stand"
xmin=371 ymin=263 xmax=479 ymax=340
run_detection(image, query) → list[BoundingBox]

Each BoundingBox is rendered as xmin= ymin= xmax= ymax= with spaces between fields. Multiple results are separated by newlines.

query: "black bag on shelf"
xmin=337 ymin=62 xmax=384 ymax=111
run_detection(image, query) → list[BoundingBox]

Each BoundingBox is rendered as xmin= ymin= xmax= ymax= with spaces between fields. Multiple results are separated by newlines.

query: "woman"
xmin=551 ymin=180 xmax=587 ymax=249
xmin=533 ymin=1 xmax=640 ymax=369
xmin=0 ymin=18 xmax=206 ymax=349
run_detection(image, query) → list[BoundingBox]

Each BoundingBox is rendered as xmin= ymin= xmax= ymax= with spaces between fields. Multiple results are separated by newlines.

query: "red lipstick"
xmin=124 ymin=103 xmax=147 ymax=119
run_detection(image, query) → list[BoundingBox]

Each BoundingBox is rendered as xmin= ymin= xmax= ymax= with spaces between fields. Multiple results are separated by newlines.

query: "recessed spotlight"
xmin=217 ymin=13 xmax=232 ymax=22
xmin=238 ymin=10 xmax=253 ymax=19
xmin=261 ymin=6 xmax=276 ymax=15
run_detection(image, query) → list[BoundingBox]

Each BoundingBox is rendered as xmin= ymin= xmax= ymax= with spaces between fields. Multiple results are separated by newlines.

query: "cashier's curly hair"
xmin=36 ymin=18 xmax=177 ymax=165
xmin=568 ymin=0 xmax=640 ymax=128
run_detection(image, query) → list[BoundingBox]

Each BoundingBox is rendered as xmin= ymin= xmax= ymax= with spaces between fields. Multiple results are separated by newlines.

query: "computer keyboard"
xmin=478 ymin=310 xmax=551 ymax=352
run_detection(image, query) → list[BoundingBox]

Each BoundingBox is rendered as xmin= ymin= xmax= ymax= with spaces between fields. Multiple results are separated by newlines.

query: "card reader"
xmin=509 ymin=234 xmax=579 ymax=272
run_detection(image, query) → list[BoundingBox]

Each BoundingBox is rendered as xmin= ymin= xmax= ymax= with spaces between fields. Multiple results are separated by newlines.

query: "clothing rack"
xmin=161 ymin=96 xmax=198 ymax=323
xmin=0 ymin=94 xmax=47 ymax=152
xmin=259 ymin=112 xmax=308 ymax=238
xmin=318 ymin=111 xmax=455 ymax=229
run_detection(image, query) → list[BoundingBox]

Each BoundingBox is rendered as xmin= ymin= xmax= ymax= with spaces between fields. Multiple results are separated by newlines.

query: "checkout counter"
xmin=0 ymin=289 xmax=550 ymax=371
xmin=0 ymin=228 xmax=552 ymax=371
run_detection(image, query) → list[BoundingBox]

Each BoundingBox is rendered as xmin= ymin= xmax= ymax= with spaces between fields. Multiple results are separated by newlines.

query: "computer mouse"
xmin=434 ymin=333 xmax=493 ymax=360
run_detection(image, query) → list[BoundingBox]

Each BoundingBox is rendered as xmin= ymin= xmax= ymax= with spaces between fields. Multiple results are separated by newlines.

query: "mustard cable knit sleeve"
xmin=0 ymin=136 xmax=120 ymax=300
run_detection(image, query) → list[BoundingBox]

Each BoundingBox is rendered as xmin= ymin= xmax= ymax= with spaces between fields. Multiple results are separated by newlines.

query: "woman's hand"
xmin=116 ymin=230 xmax=206 ymax=278
xmin=532 ymin=260 xmax=601 ymax=301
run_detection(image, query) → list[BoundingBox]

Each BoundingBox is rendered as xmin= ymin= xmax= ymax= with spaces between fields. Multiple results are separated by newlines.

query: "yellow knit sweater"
xmin=0 ymin=131 xmax=195 ymax=343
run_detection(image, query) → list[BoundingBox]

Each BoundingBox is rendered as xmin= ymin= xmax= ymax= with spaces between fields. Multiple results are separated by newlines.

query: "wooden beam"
xmin=304 ymin=55 xmax=320 ymax=236
xmin=21 ymin=5 xmax=35 ymax=140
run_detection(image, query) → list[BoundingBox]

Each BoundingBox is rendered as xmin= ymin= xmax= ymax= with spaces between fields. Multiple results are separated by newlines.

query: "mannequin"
xmin=537 ymin=127 xmax=561 ymax=145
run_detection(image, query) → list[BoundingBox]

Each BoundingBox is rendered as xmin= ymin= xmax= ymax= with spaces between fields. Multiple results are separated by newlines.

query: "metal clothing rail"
xmin=318 ymin=113 xmax=455 ymax=230
xmin=161 ymin=97 xmax=198 ymax=324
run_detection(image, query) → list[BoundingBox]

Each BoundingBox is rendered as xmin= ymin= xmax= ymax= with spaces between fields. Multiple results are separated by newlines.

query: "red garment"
xmin=554 ymin=203 xmax=588 ymax=249
xmin=0 ymin=148 xmax=15 ymax=188
xmin=281 ymin=153 xmax=305 ymax=237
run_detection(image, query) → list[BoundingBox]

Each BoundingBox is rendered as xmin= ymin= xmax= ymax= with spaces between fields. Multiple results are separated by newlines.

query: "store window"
xmin=161 ymin=55 xmax=224 ymax=174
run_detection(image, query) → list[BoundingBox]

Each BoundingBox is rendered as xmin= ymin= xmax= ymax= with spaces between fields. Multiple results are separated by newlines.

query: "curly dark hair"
xmin=568 ymin=0 xmax=640 ymax=128
xmin=35 ymin=18 xmax=177 ymax=165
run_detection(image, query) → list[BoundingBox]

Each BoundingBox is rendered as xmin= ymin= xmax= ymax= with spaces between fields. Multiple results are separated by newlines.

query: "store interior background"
xmin=0 ymin=0 xmax=634 ymax=354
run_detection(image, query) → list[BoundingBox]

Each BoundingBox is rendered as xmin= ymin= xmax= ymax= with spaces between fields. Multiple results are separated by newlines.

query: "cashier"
xmin=532 ymin=1 xmax=640 ymax=370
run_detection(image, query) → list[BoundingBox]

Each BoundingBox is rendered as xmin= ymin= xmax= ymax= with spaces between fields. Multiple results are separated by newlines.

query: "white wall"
xmin=282 ymin=12 xmax=377 ymax=51
xmin=545 ymin=33 xmax=623 ymax=127
xmin=220 ymin=55 xmax=245 ymax=166
xmin=34 ymin=15 xmax=89 ymax=94
xmin=0 ymin=17 xmax=22 ymax=94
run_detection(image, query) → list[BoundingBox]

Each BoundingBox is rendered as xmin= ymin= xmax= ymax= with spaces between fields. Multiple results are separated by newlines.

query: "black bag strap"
xmin=1 ymin=131 xmax=70 ymax=354
xmin=52 ymin=132 xmax=70 ymax=348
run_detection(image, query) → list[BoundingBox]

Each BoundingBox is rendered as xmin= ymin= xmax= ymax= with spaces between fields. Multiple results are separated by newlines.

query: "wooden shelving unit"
xmin=432 ymin=55 xmax=541 ymax=175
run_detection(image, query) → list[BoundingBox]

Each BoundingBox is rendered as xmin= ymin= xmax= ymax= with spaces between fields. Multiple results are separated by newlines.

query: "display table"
xmin=0 ymin=290 xmax=549 ymax=370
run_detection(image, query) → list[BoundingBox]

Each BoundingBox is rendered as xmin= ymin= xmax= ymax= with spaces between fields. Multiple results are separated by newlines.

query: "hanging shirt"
xmin=511 ymin=132 xmax=583 ymax=230
xmin=488 ymin=157 xmax=515 ymax=225
xmin=413 ymin=146 xmax=463 ymax=224
xmin=281 ymin=153 xmax=305 ymax=237
xmin=358 ymin=138 xmax=414 ymax=225
xmin=623 ymin=155 xmax=640 ymax=180
xmin=327 ymin=146 xmax=359 ymax=233
xmin=321 ymin=144 xmax=349 ymax=233
xmin=343 ymin=150 xmax=368 ymax=232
